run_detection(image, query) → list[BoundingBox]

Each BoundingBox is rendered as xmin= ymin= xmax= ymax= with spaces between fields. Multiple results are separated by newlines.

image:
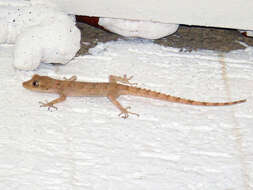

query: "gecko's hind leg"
xmin=107 ymin=92 xmax=139 ymax=119
xmin=118 ymin=106 xmax=140 ymax=119
xmin=109 ymin=74 xmax=137 ymax=86
xmin=63 ymin=76 xmax=77 ymax=81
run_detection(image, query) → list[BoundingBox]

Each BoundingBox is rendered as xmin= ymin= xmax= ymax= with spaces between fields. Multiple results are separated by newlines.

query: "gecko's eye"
xmin=32 ymin=80 xmax=39 ymax=87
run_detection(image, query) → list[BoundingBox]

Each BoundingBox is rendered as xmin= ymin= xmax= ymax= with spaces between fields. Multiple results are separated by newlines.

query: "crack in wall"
xmin=219 ymin=53 xmax=250 ymax=190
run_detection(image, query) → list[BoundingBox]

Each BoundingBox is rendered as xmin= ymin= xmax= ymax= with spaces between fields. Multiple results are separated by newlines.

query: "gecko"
xmin=23 ymin=74 xmax=246 ymax=119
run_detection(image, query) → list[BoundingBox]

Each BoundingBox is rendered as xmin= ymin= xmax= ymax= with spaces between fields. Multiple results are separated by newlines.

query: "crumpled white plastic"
xmin=99 ymin=17 xmax=179 ymax=40
xmin=0 ymin=4 xmax=80 ymax=70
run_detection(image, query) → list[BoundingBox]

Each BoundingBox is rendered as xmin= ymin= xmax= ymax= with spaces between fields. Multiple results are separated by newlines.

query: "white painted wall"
xmin=2 ymin=0 xmax=253 ymax=31
xmin=37 ymin=0 xmax=253 ymax=30
xmin=1 ymin=39 xmax=253 ymax=190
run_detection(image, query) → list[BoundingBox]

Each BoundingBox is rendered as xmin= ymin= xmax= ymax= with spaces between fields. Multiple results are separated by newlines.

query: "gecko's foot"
xmin=120 ymin=75 xmax=138 ymax=86
xmin=118 ymin=106 xmax=140 ymax=119
xmin=39 ymin=101 xmax=58 ymax=111
xmin=63 ymin=76 xmax=77 ymax=81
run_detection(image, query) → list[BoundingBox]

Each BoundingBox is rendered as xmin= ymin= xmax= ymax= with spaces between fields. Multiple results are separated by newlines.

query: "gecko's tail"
xmin=120 ymin=85 xmax=246 ymax=106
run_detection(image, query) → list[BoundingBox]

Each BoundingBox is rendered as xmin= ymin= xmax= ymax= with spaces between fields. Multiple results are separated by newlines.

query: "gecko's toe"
xmin=118 ymin=106 xmax=139 ymax=119
xmin=39 ymin=101 xmax=57 ymax=111
xmin=47 ymin=106 xmax=57 ymax=111
xmin=122 ymin=75 xmax=138 ymax=86
xmin=118 ymin=112 xmax=128 ymax=119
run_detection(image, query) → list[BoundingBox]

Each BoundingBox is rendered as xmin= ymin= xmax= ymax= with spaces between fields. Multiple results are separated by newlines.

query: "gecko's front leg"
xmin=39 ymin=100 xmax=58 ymax=111
xmin=39 ymin=94 xmax=66 ymax=111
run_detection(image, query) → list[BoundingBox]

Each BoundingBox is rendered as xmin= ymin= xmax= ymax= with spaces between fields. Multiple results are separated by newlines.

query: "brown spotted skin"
xmin=23 ymin=74 xmax=246 ymax=118
xmin=119 ymin=86 xmax=246 ymax=106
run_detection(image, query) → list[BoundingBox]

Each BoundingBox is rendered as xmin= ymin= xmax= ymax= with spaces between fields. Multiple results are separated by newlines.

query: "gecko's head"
xmin=23 ymin=74 xmax=55 ymax=92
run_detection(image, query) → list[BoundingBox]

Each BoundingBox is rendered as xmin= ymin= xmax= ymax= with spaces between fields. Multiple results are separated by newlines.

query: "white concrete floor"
xmin=0 ymin=40 xmax=253 ymax=190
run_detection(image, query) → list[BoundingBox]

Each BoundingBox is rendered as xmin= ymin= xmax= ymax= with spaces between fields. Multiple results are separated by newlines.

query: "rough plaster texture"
xmin=0 ymin=40 xmax=253 ymax=190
